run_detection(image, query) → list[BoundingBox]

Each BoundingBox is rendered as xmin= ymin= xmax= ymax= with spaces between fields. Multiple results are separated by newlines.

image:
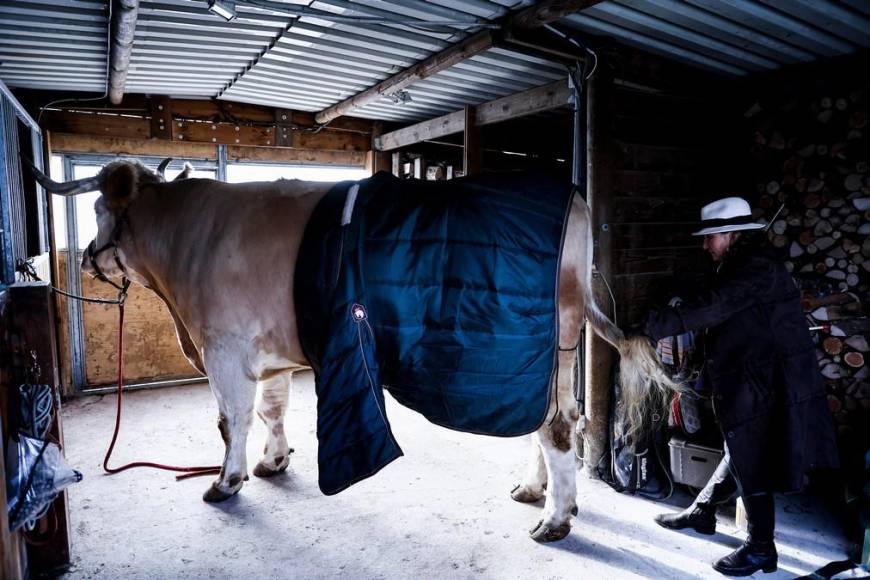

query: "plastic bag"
xmin=7 ymin=435 xmax=82 ymax=531
xmin=5 ymin=383 xmax=82 ymax=532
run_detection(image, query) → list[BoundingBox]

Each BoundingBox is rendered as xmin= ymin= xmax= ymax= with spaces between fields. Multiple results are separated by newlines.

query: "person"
xmin=643 ymin=197 xmax=839 ymax=577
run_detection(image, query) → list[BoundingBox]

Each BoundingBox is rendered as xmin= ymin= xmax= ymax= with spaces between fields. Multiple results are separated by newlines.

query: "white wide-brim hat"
xmin=692 ymin=197 xmax=767 ymax=236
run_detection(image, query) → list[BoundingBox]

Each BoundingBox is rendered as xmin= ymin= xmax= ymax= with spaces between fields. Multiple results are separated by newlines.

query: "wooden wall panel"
xmin=57 ymin=253 xmax=201 ymax=389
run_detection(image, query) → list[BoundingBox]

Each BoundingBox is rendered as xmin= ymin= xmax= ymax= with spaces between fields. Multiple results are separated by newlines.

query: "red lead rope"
xmin=103 ymin=301 xmax=221 ymax=481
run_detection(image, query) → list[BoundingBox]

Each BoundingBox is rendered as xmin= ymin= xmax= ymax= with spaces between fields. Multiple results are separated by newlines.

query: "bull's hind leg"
xmin=253 ymin=371 xmax=292 ymax=477
xmin=528 ymin=351 xmax=581 ymax=543
xmin=202 ymin=354 xmax=257 ymax=503
xmin=511 ymin=433 xmax=547 ymax=503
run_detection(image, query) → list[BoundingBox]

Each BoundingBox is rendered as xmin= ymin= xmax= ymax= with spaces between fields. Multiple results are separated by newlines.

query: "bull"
xmin=29 ymin=158 xmax=674 ymax=542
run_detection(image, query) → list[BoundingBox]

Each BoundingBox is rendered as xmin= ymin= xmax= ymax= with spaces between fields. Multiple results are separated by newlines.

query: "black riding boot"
xmin=713 ymin=493 xmax=777 ymax=576
xmin=655 ymin=451 xmax=737 ymax=535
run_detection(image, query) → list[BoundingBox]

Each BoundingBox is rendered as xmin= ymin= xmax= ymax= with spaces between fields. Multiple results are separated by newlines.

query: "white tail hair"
xmin=576 ymin=206 xmax=681 ymax=444
xmin=584 ymin=301 xmax=681 ymax=444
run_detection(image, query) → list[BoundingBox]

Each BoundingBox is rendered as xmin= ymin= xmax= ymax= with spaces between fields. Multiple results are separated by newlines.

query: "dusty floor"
xmin=59 ymin=373 xmax=849 ymax=579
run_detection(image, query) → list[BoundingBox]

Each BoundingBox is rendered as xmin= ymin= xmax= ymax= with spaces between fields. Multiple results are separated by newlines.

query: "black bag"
xmin=598 ymin=371 xmax=673 ymax=500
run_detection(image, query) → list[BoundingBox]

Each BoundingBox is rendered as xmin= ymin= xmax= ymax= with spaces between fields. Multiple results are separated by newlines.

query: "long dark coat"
xmin=646 ymin=242 xmax=839 ymax=495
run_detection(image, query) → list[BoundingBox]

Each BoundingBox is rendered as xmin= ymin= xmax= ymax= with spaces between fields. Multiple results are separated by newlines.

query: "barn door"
xmin=53 ymin=155 xmax=215 ymax=392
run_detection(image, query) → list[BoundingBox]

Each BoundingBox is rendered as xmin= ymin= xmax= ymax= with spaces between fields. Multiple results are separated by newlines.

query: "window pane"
xmin=165 ymin=168 xmax=215 ymax=181
xmin=226 ymin=164 xmax=370 ymax=183
xmin=50 ymin=155 xmax=67 ymax=250
xmin=73 ymin=165 xmax=101 ymax=250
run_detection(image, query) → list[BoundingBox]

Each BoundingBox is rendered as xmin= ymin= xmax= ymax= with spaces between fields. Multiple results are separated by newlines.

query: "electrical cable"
xmin=38 ymin=1 xmax=112 ymax=124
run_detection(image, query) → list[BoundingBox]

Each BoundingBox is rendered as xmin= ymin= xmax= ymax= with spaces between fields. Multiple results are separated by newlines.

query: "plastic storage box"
xmin=668 ymin=436 xmax=725 ymax=489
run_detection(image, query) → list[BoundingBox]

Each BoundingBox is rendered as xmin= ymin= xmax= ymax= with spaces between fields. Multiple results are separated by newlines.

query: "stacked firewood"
xmin=747 ymin=89 xmax=869 ymax=439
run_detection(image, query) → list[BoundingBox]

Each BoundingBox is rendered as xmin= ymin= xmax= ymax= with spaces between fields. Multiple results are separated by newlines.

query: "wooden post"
xmin=582 ymin=66 xmax=616 ymax=478
xmin=366 ymin=122 xmax=391 ymax=175
xmin=8 ymin=282 xmax=69 ymax=575
xmin=464 ymin=105 xmax=481 ymax=176
xmin=391 ymin=152 xmax=401 ymax=177
xmin=413 ymin=157 xmax=424 ymax=179
xmin=0 ymin=292 xmax=23 ymax=579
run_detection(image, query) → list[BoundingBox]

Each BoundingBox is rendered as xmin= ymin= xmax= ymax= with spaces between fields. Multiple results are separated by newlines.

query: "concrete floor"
xmin=60 ymin=372 xmax=849 ymax=579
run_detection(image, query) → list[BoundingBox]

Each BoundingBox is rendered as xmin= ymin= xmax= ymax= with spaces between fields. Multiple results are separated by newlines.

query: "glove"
xmin=623 ymin=322 xmax=648 ymax=341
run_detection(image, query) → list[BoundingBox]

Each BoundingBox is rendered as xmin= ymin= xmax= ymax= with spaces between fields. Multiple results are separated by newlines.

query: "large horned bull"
xmin=28 ymin=158 xmax=674 ymax=542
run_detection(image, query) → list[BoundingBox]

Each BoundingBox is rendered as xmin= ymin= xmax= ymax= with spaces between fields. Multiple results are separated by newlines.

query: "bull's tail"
xmin=582 ymin=281 xmax=681 ymax=445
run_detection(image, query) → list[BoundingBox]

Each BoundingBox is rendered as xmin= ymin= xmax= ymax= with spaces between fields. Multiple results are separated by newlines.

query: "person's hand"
xmin=623 ymin=322 xmax=648 ymax=341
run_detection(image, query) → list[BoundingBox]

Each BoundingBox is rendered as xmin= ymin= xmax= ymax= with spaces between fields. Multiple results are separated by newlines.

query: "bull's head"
xmin=24 ymin=157 xmax=169 ymax=284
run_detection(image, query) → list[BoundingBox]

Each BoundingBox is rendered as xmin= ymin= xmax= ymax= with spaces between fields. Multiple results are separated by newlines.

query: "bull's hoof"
xmin=253 ymin=454 xmax=290 ymax=478
xmin=510 ymin=484 xmax=544 ymax=503
xmin=202 ymin=480 xmax=242 ymax=503
xmin=529 ymin=519 xmax=572 ymax=543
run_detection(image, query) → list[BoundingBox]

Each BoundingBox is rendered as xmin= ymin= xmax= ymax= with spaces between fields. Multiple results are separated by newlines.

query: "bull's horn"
xmin=157 ymin=157 xmax=173 ymax=177
xmin=22 ymin=157 xmax=102 ymax=196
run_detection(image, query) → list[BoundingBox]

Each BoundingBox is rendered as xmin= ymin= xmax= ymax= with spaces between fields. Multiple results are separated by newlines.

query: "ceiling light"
xmin=388 ymin=90 xmax=413 ymax=105
xmin=208 ymin=0 xmax=236 ymax=21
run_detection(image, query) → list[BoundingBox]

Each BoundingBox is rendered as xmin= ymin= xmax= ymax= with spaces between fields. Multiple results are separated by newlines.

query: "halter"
xmin=86 ymin=211 xmax=131 ymax=293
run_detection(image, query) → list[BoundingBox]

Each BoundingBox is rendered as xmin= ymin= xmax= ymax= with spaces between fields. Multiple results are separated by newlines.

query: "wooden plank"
xmin=377 ymin=80 xmax=571 ymax=151
xmin=0 ymin=290 xmax=24 ymax=580
xmin=226 ymin=146 xmax=366 ymax=166
xmin=171 ymin=99 xmax=274 ymax=123
xmin=148 ymin=96 xmax=172 ymax=140
xmin=314 ymin=0 xmax=603 ymax=123
xmin=9 ymin=283 xmax=69 ymax=575
xmin=509 ymin=0 xmax=605 ymax=29
xmin=611 ymin=169 xmax=698 ymax=198
xmin=174 ymin=120 xmax=275 ymax=147
xmin=464 ymin=105 xmax=481 ymax=176
xmin=171 ymin=100 xmax=373 ymax=133
xmin=315 ymin=31 xmax=495 ymax=124
xmin=275 ymin=109 xmax=294 ymax=148
xmin=43 ymin=111 xmax=150 ymax=140
xmin=476 ymin=80 xmax=571 ymax=125
xmin=583 ymin=65 xmax=615 ymax=476
xmin=612 ymin=196 xmax=701 ymax=222
xmin=294 ymin=130 xmax=369 ymax=152
xmin=50 ymin=133 xmax=217 ymax=158
xmin=377 ymin=110 xmax=465 ymax=152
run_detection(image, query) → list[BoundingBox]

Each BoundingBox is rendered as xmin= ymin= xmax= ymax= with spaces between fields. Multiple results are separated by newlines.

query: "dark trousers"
xmin=694 ymin=448 xmax=775 ymax=543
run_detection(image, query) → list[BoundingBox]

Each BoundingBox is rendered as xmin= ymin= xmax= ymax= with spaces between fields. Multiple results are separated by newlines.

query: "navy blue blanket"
xmin=295 ymin=171 xmax=573 ymax=494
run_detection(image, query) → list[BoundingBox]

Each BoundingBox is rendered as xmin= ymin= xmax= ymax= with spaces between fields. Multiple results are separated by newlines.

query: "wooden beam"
xmin=109 ymin=0 xmax=140 ymax=105
xmin=148 ymin=96 xmax=172 ymax=140
xmin=314 ymin=0 xmax=602 ymax=124
xmin=583 ymin=64 xmax=616 ymax=479
xmin=226 ymin=146 xmax=367 ymax=167
xmin=315 ymin=31 xmax=495 ymax=125
xmin=50 ymin=134 xmax=217 ymax=158
xmin=508 ymin=0 xmax=605 ymax=30
xmin=377 ymin=110 xmax=465 ymax=152
xmin=44 ymin=111 xmax=150 ymax=140
xmin=376 ymin=80 xmax=571 ymax=151
xmin=44 ymin=109 xmax=370 ymax=151
xmin=463 ymin=105 xmax=481 ymax=176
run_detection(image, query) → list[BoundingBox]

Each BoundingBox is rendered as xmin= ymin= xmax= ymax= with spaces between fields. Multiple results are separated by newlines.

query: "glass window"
xmin=165 ymin=167 xmax=216 ymax=181
xmin=50 ymin=155 xmax=67 ymax=250
xmin=226 ymin=164 xmax=369 ymax=183
xmin=72 ymin=165 xmax=102 ymax=250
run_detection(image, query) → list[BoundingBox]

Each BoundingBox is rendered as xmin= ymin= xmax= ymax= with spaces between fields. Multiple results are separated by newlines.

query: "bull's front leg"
xmin=202 ymin=354 xmax=257 ymax=503
xmin=527 ymin=350 xmax=580 ymax=542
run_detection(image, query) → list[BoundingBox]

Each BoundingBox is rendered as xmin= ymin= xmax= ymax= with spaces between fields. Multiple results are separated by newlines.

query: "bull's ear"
xmin=103 ymin=162 xmax=139 ymax=211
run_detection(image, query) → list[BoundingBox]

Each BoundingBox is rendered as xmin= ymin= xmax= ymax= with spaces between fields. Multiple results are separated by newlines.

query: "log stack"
xmin=748 ymin=88 xmax=869 ymax=441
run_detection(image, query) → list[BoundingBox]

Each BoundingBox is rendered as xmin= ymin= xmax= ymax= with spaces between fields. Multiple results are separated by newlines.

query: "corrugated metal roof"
xmin=0 ymin=0 xmax=867 ymax=123
xmin=218 ymin=0 xmax=551 ymax=121
xmin=0 ymin=0 xmax=108 ymax=93
xmin=562 ymin=0 xmax=870 ymax=77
